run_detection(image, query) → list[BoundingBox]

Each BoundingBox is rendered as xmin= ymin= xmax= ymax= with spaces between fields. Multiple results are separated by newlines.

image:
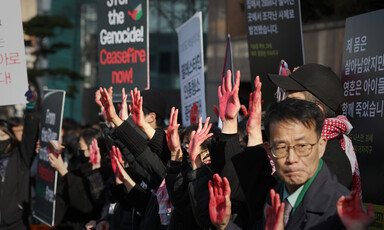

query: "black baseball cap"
xmin=267 ymin=63 xmax=344 ymax=112
xmin=141 ymin=89 xmax=166 ymax=119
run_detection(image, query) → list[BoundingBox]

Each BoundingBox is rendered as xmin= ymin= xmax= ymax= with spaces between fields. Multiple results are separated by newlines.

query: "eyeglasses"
xmin=269 ymin=140 xmax=319 ymax=159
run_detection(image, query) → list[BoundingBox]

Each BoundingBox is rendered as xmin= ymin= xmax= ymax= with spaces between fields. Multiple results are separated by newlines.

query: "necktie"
xmin=283 ymin=199 xmax=293 ymax=227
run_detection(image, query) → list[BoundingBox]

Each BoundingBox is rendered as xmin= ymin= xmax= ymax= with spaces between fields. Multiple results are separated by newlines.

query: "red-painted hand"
xmin=265 ymin=189 xmax=285 ymax=230
xmin=190 ymin=102 xmax=199 ymax=125
xmin=99 ymin=87 xmax=118 ymax=122
xmin=119 ymin=88 xmax=129 ymax=120
xmin=209 ymin=173 xmax=231 ymax=230
xmin=218 ymin=70 xmax=241 ymax=121
xmin=166 ymin=107 xmax=181 ymax=153
xmin=89 ymin=139 xmax=100 ymax=166
xmin=240 ymin=105 xmax=249 ymax=117
xmin=247 ymin=76 xmax=262 ymax=134
xmin=337 ymin=190 xmax=375 ymax=230
xmin=110 ymin=146 xmax=125 ymax=181
xmin=188 ymin=117 xmax=213 ymax=168
xmin=129 ymin=88 xmax=145 ymax=128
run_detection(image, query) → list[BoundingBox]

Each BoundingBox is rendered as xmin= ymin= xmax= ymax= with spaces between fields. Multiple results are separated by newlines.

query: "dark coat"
xmin=0 ymin=108 xmax=39 ymax=230
xmin=225 ymin=162 xmax=349 ymax=230
xmin=322 ymin=138 xmax=352 ymax=189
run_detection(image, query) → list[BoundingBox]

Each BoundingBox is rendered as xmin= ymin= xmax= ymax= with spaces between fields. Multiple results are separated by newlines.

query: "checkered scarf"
xmin=322 ymin=115 xmax=362 ymax=199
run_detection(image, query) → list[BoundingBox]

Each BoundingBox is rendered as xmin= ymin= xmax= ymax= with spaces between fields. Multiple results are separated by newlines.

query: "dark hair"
xmin=79 ymin=127 xmax=108 ymax=158
xmin=142 ymin=106 xmax=165 ymax=129
xmin=0 ymin=119 xmax=19 ymax=153
xmin=180 ymin=122 xmax=220 ymax=151
xmin=264 ymin=98 xmax=324 ymax=140
xmin=300 ymin=91 xmax=337 ymax=118
xmin=8 ymin=117 xmax=24 ymax=127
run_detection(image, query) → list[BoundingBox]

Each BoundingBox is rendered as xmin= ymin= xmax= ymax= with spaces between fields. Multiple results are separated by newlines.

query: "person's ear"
xmin=264 ymin=142 xmax=272 ymax=157
xmin=146 ymin=112 xmax=156 ymax=123
xmin=317 ymin=136 xmax=327 ymax=159
xmin=315 ymin=102 xmax=325 ymax=115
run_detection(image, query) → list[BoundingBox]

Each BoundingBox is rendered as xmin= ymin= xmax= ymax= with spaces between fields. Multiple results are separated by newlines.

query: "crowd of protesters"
xmin=0 ymin=63 xmax=377 ymax=230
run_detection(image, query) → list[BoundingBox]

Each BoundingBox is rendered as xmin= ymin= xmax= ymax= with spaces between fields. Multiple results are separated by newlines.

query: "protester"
xmin=268 ymin=63 xmax=358 ymax=192
xmin=210 ymin=98 xmax=350 ymax=229
xmin=49 ymin=127 xmax=112 ymax=230
xmin=0 ymin=89 xmax=39 ymax=230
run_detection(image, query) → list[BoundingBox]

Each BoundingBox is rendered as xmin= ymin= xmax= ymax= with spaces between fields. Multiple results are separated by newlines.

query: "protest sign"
xmin=97 ymin=0 xmax=149 ymax=102
xmin=0 ymin=0 xmax=29 ymax=106
xmin=176 ymin=12 xmax=207 ymax=127
xmin=341 ymin=9 xmax=384 ymax=230
xmin=33 ymin=90 xmax=65 ymax=226
xmin=244 ymin=0 xmax=304 ymax=107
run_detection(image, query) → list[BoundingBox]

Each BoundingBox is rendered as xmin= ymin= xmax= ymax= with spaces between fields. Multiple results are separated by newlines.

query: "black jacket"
xmin=225 ymin=162 xmax=349 ymax=230
xmin=0 ymin=107 xmax=39 ymax=230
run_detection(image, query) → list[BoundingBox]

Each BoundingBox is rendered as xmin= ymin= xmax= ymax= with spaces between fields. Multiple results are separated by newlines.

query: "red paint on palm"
xmin=110 ymin=146 xmax=125 ymax=181
xmin=218 ymin=70 xmax=241 ymax=121
xmin=188 ymin=117 xmax=213 ymax=163
xmin=337 ymin=190 xmax=375 ymax=229
xmin=208 ymin=174 xmax=231 ymax=228
xmin=265 ymin=189 xmax=285 ymax=230
xmin=89 ymin=139 xmax=99 ymax=165
xmin=246 ymin=76 xmax=262 ymax=134
xmin=166 ymin=107 xmax=180 ymax=152
xmin=129 ymin=88 xmax=144 ymax=128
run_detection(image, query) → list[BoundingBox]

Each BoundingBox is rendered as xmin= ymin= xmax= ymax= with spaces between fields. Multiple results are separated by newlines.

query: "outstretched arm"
xmin=188 ymin=117 xmax=213 ymax=170
xmin=110 ymin=146 xmax=136 ymax=192
xmin=247 ymin=76 xmax=263 ymax=147
xmin=118 ymin=88 xmax=129 ymax=120
xmin=218 ymin=70 xmax=241 ymax=134
xmin=166 ymin=107 xmax=182 ymax=162
xmin=129 ymin=88 xmax=156 ymax=139
xmin=99 ymin=87 xmax=123 ymax=127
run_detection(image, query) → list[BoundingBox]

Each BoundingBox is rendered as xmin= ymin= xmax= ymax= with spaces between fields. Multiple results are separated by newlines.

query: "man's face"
xmin=264 ymin=120 xmax=327 ymax=194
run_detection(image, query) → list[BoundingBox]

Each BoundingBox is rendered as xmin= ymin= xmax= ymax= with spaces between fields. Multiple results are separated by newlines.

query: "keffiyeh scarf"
xmin=322 ymin=115 xmax=362 ymax=199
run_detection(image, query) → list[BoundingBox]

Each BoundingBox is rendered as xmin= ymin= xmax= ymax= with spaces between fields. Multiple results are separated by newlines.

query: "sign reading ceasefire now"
xmin=97 ymin=0 xmax=149 ymax=102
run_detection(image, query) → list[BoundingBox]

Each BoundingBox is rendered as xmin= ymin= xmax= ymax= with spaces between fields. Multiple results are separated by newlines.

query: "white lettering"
xmin=100 ymin=26 xmax=144 ymax=45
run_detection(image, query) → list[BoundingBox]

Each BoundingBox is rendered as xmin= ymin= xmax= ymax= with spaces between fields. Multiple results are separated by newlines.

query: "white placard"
xmin=176 ymin=12 xmax=206 ymax=127
xmin=0 ymin=0 xmax=29 ymax=106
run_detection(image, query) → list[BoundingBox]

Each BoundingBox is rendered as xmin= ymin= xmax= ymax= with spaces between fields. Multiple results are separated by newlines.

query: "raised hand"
xmin=337 ymin=190 xmax=375 ymax=230
xmin=265 ymin=189 xmax=285 ymax=230
xmin=209 ymin=173 xmax=232 ymax=230
xmin=89 ymin=139 xmax=101 ymax=170
xmin=95 ymin=89 xmax=103 ymax=108
xmin=218 ymin=70 xmax=241 ymax=120
xmin=99 ymin=87 xmax=122 ymax=126
xmin=188 ymin=117 xmax=213 ymax=169
xmin=119 ymin=88 xmax=129 ymax=120
xmin=166 ymin=107 xmax=182 ymax=162
xmin=48 ymin=151 xmax=68 ymax=177
xmin=247 ymin=76 xmax=263 ymax=146
xmin=109 ymin=146 xmax=125 ymax=182
xmin=218 ymin=70 xmax=241 ymax=133
xmin=190 ymin=102 xmax=199 ymax=125
xmin=129 ymin=88 xmax=145 ymax=128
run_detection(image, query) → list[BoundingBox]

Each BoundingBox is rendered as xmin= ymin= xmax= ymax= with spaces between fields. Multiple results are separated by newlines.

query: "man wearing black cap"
xmin=268 ymin=63 xmax=358 ymax=191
